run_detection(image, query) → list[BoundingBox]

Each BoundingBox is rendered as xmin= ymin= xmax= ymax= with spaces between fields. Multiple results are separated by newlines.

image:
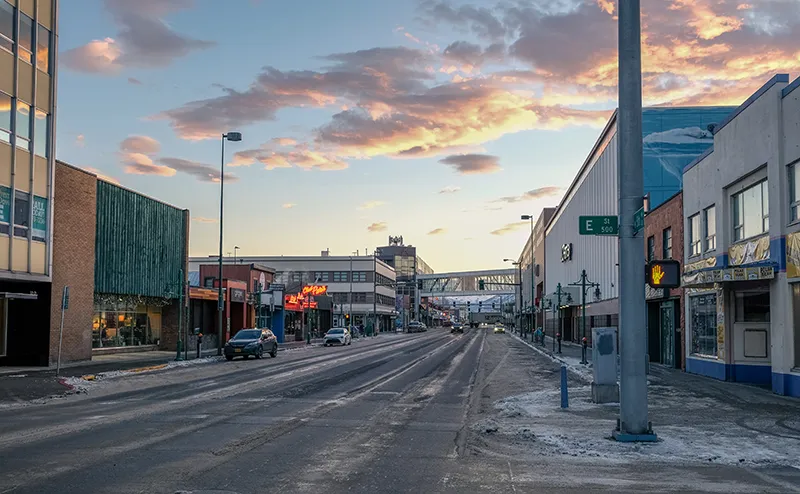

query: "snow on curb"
xmin=511 ymin=333 xmax=593 ymax=382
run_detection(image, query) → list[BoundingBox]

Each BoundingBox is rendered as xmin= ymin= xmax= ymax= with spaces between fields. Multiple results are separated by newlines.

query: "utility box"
xmin=591 ymin=326 xmax=619 ymax=403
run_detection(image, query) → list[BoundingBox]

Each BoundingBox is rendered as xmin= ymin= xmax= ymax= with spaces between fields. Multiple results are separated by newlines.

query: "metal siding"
xmin=94 ymin=181 xmax=186 ymax=298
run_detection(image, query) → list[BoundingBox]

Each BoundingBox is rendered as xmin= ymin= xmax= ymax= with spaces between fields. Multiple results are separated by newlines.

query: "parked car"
xmin=493 ymin=324 xmax=506 ymax=334
xmin=451 ymin=324 xmax=464 ymax=334
xmin=324 ymin=327 xmax=352 ymax=346
xmin=224 ymin=328 xmax=278 ymax=361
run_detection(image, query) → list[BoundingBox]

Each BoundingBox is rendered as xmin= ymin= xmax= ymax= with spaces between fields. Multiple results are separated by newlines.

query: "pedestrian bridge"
xmin=419 ymin=268 xmax=516 ymax=297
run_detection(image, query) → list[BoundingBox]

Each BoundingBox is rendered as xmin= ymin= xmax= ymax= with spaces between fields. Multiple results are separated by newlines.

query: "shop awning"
xmin=683 ymin=265 xmax=775 ymax=287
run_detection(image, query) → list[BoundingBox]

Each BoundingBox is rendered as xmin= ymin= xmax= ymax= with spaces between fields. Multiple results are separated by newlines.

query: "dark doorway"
xmin=0 ymin=281 xmax=52 ymax=366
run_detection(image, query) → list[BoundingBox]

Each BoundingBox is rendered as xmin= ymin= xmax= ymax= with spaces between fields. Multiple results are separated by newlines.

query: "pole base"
xmin=591 ymin=382 xmax=619 ymax=403
xmin=175 ymin=341 xmax=184 ymax=361
xmin=612 ymin=429 xmax=658 ymax=442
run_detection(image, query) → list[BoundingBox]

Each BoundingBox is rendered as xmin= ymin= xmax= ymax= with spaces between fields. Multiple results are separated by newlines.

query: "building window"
xmin=332 ymin=292 xmax=348 ymax=303
xmin=13 ymin=190 xmax=29 ymax=237
xmin=17 ymin=11 xmax=32 ymax=63
xmin=647 ymin=236 xmax=655 ymax=262
xmin=689 ymin=213 xmax=701 ymax=256
xmin=314 ymin=271 xmax=329 ymax=282
xmin=690 ymin=293 xmax=717 ymax=357
xmin=291 ymin=272 xmax=302 ymax=282
xmin=33 ymin=109 xmax=48 ymax=157
xmin=203 ymin=277 xmax=215 ymax=288
xmin=732 ymin=180 xmax=769 ymax=241
xmin=352 ymin=293 xmax=366 ymax=303
xmin=93 ymin=303 xmax=162 ymax=348
xmin=0 ymin=0 xmax=12 ymax=53
xmin=662 ymin=227 xmax=672 ymax=259
xmin=333 ymin=271 xmax=348 ymax=282
xmin=15 ymin=100 xmax=30 ymax=150
xmin=0 ymin=91 xmax=10 ymax=143
xmin=353 ymin=271 xmax=366 ymax=282
xmin=790 ymin=162 xmax=800 ymax=223
xmin=734 ymin=290 xmax=770 ymax=323
xmin=704 ymin=206 xmax=716 ymax=251
xmin=36 ymin=24 xmax=50 ymax=72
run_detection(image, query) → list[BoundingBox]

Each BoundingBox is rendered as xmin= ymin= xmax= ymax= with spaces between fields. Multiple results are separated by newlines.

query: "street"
xmin=1 ymin=329 xmax=799 ymax=494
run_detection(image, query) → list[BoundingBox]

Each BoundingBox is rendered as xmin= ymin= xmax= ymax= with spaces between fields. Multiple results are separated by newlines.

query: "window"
xmin=662 ymin=227 xmax=672 ymax=259
xmin=332 ymin=293 xmax=348 ymax=303
xmin=33 ymin=109 xmax=47 ymax=157
xmin=353 ymin=271 xmax=366 ymax=282
xmin=352 ymin=293 xmax=366 ymax=303
xmin=13 ymin=190 xmax=29 ymax=237
xmin=314 ymin=272 xmax=329 ymax=282
xmin=732 ymin=180 xmax=769 ymax=241
xmin=702 ymin=206 xmax=716 ymax=251
xmin=734 ymin=290 xmax=770 ymax=323
xmin=0 ymin=0 xmax=12 ymax=52
xmin=790 ymin=162 xmax=800 ymax=223
xmin=647 ymin=236 xmax=655 ymax=262
xmin=17 ymin=12 xmax=32 ymax=63
xmin=690 ymin=293 xmax=717 ymax=357
xmin=15 ymin=100 xmax=30 ymax=150
xmin=333 ymin=271 xmax=348 ymax=282
xmin=290 ymin=272 xmax=302 ymax=282
xmin=36 ymin=24 xmax=50 ymax=72
xmin=0 ymin=92 xmax=10 ymax=143
xmin=203 ymin=277 xmax=215 ymax=288
xmin=688 ymin=214 xmax=701 ymax=256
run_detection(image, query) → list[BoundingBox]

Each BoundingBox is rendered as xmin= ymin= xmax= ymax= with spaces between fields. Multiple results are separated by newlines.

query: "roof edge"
xmin=713 ymin=74 xmax=790 ymax=135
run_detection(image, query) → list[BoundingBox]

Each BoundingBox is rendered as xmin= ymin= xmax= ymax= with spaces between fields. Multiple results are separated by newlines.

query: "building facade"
xmin=643 ymin=191 xmax=685 ymax=369
xmin=682 ymin=74 xmax=800 ymax=397
xmin=543 ymin=106 xmax=735 ymax=344
xmin=376 ymin=237 xmax=432 ymax=326
xmin=518 ymin=208 xmax=554 ymax=332
xmin=0 ymin=0 xmax=57 ymax=364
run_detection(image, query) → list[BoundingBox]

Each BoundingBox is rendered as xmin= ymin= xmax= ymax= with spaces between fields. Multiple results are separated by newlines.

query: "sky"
xmin=55 ymin=0 xmax=800 ymax=272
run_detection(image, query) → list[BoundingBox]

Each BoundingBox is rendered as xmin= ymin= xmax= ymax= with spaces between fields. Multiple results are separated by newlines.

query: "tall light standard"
xmin=520 ymin=214 xmax=535 ymax=335
xmin=233 ymin=245 xmax=240 ymax=264
xmin=217 ymin=131 xmax=242 ymax=356
xmin=349 ymin=251 xmax=356 ymax=331
xmin=504 ymin=258 xmax=521 ymax=332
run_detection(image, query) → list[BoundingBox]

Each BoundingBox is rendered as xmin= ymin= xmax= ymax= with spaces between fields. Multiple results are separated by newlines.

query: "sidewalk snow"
xmin=511 ymin=333 xmax=594 ymax=382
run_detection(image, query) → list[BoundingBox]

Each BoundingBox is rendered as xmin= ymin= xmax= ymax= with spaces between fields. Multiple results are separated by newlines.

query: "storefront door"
xmin=660 ymin=301 xmax=675 ymax=368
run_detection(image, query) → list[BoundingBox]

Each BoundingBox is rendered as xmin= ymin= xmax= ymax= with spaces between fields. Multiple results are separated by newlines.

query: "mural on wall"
xmin=787 ymin=231 xmax=800 ymax=278
xmin=641 ymin=107 xmax=736 ymax=209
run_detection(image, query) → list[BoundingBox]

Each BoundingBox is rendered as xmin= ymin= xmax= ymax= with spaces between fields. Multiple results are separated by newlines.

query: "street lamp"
xmin=520 ymin=214 xmax=535 ymax=335
xmin=217 ymin=131 xmax=242 ymax=356
xmin=233 ymin=245 xmax=240 ymax=264
xmin=503 ymin=258 xmax=521 ymax=332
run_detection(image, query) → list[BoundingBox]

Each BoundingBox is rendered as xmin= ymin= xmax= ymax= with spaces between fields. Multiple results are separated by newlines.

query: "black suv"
xmin=451 ymin=324 xmax=464 ymax=334
xmin=224 ymin=328 xmax=278 ymax=360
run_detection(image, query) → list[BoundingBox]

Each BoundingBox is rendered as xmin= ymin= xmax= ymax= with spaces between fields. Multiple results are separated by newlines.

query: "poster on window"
xmin=786 ymin=231 xmax=800 ymax=279
xmin=0 ymin=186 xmax=9 ymax=223
xmin=32 ymin=196 xmax=48 ymax=240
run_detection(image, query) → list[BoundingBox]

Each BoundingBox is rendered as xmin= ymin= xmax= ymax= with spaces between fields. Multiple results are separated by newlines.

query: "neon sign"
xmin=302 ymin=285 xmax=328 ymax=296
xmin=284 ymin=293 xmax=318 ymax=311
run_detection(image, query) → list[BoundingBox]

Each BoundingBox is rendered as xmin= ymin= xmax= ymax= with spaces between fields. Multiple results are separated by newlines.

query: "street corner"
xmin=0 ymin=373 xmax=84 ymax=409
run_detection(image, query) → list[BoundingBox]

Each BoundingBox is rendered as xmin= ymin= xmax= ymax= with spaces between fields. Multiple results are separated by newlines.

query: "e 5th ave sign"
xmin=579 ymin=216 xmax=619 ymax=235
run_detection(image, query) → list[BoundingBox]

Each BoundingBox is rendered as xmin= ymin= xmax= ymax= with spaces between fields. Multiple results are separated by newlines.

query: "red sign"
xmin=284 ymin=293 xmax=318 ymax=311
xmin=302 ymin=285 xmax=328 ymax=296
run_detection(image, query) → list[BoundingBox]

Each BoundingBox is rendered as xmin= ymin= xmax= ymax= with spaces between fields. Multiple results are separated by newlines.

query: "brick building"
xmin=643 ymin=191 xmax=685 ymax=370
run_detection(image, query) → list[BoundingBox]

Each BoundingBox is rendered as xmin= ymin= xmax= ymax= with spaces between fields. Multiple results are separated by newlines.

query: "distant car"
xmin=493 ymin=325 xmax=506 ymax=334
xmin=224 ymin=328 xmax=278 ymax=360
xmin=324 ymin=327 xmax=352 ymax=346
xmin=451 ymin=324 xmax=464 ymax=334
xmin=407 ymin=321 xmax=427 ymax=333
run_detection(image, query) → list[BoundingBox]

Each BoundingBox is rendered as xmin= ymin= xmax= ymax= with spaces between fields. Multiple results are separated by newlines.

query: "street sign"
xmin=62 ymin=286 xmax=70 ymax=310
xmin=633 ymin=207 xmax=645 ymax=235
xmin=579 ymin=216 xmax=618 ymax=236
xmin=646 ymin=260 xmax=681 ymax=288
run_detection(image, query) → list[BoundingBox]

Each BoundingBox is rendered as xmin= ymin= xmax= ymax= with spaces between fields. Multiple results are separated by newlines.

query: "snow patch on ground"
xmin=511 ymin=334 xmax=593 ymax=382
xmin=474 ymin=386 xmax=800 ymax=467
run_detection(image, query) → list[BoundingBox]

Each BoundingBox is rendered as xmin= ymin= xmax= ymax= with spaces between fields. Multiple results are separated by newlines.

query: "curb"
xmin=510 ymin=333 xmax=592 ymax=383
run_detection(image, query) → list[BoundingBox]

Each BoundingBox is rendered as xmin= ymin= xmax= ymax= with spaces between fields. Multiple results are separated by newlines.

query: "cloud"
xmin=427 ymin=228 xmax=447 ymax=235
xmin=273 ymin=137 xmax=297 ymax=146
xmin=120 ymin=135 xmax=161 ymax=154
xmin=128 ymin=77 xmax=143 ymax=85
xmin=439 ymin=185 xmax=461 ymax=194
xmin=232 ymin=146 xmax=348 ymax=171
xmin=358 ymin=200 xmax=386 ymax=210
xmin=492 ymin=186 xmax=563 ymax=203
xmin=417 ymin=1 xmax=507 ymax=40
xmin=442 ymin=41 xmax=505 ymax=71
xmin=75 ymin=134 xmax=85 ymax=147
xmin=367 ymin=222 xmax=388 ymax=232
xmin=82 ymin=166 xmax=120 ymax=184
xmin=123 ymin=153 xmax=176 ymax=177
xmin=192 ymin=216 xmax=217 ymax=223
xmin=440 ymin=154 xmax=501 ymax=175
xmin=282 ymin=203 xmax=296 ymax=209
xmin=158 ymin=157 xmax=238 ymax=183
xmin=490 ymin=221 xmax=529 ymax=236
xmin=62 ymin=0 xmax=213 ymax=74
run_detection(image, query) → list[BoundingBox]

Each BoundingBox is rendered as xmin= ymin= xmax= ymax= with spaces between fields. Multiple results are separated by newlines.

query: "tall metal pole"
xmin=529 ymin=216 xmax=535 ymax=334
xmin=348 ymin=255 xmax=353 ymax=330
xmin=616 ymin=0 xmax=653 ymax=439
xmin=372 ymin=252 xmax=377 ymax=335
xmin=217 ymin=135 xmax=225 ymax=356
xmin=581 ymin=270 xmax=586 ymax=341
xmin=176 ymin=268 xmax=184 ymax=361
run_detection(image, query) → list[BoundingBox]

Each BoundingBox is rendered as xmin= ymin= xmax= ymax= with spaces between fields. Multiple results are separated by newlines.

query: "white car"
xmin=323 ymin=328 xmax=352 ymax=346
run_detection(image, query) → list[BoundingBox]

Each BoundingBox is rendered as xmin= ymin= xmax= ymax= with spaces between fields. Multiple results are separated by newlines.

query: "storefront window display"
xmin=690 ymin=293 xmax=717 ymax=357
xmin=92 ymin=299 xmax=164 ymax=348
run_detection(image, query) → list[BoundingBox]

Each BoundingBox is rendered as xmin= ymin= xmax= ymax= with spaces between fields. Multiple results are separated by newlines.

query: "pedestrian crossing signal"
xmin=646 ymin=260 xmax=680 ymax=288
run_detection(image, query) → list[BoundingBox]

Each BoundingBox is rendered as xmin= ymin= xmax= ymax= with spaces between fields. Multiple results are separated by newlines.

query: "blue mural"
xmin=642 ymin=107 xmax=735 ymax=208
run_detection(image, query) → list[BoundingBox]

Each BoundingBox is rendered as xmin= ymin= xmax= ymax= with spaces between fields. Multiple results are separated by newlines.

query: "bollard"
xmin=580 ymin=337 xmax=588 ymax=364
xmin=560 ymin=364 xmax=569 ymax=408
xmin=196 ymin=333 xmax=203 ymax=359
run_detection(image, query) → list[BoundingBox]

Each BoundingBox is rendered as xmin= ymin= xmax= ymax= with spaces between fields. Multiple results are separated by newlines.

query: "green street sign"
xmin=579 ymin=215 xmax=618 ymax=235
xmin=633 ymin=207 xmax=645 ymax=235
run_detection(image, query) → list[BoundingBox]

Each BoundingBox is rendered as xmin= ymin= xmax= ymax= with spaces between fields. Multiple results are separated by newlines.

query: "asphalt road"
xmin=1 ymin=329 xmax=798 ymax=493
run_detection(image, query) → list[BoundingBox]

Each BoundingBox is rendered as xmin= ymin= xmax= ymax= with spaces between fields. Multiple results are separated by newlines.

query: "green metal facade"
xmin=95 ymin=181 xmax=187 ymax=298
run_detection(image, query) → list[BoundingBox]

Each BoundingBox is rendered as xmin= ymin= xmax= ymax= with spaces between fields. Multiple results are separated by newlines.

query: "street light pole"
xmin=521 ymin=214 xmax=535 ymax=336
xmin=217 ymin=131 xmax=242 ymax=356
xmin=349 ymin=253 xmax=355 ymax=331
xmin=504 ymin=258 xmax=522 ymax=333
xmin=616 ymin=0 xmax=654 ymax=441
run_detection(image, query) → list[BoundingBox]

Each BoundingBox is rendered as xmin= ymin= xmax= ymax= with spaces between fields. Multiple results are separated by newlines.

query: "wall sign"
xmin=230 ymin=288 xmax=246 ymax=303
xmin=0 ymin=186 xmax=10 ymax=223
xmin=302 ymin=285 xmax=328 ymax=296
xmin=561 ymin=243 xmax=573 ymax=262
xmin=32 ymin=196 xmax=48 ymax=240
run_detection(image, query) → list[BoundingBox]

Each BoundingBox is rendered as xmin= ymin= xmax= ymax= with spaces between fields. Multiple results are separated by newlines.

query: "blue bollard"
xmin=560 ymin=364 xmax=568 ymax=408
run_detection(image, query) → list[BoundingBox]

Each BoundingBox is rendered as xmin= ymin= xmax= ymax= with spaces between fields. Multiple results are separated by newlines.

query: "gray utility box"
xmin=591 ymin=326 xmax=619 ymax=403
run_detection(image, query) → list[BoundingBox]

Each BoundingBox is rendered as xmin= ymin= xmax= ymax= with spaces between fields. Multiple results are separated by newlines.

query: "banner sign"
xmin=0 ymin=186 xmax=9 ymax=223
xmin=32 ymin=196 xmax=48 ymax=240
xmin=728 ymin=234 xmax=769 ymax=266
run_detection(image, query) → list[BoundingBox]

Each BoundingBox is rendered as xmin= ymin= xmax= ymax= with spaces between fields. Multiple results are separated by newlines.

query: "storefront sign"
xmin=683 ymin=266 xmax=774 ymax=287
xmin=269 ymin=283 xmax=285 ymax=291
xmin=284 ymin=293 xmax=317 ymax=311
xmin=301 ymin=285 xmax=328 ymax=296
xmin=230 ymin=288 xmax=246 ymax=303
xmin=684 ymin=256 xmax=716 ymax=273
xmin=32 ymin=196 xmax=47 ymax=240
xmin=728 ymin=235 xmax=769 ymax=266
xmin=0 ymin=186 xmax=10 ymax=223
xmin=786 ymin=231 xmax=800 ymax=278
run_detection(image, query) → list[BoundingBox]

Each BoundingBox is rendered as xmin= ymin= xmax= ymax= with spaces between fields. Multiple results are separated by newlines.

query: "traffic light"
xmin=452 ymin=301 xmax=456 ymax=307
xmin=646 ymin=260 xmax=681 ymax=288
xmin=479 ymin=279 xmax=485 ymax=290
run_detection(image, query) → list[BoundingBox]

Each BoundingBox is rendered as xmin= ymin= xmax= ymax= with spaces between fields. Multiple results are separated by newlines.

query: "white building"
xmin=682 ymin=74 xmax=800 ymax=397
xmin=189 ymin=254 xmax=397 ymax=331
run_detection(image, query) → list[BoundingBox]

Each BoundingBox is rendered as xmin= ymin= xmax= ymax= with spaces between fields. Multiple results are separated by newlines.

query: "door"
xmin=660 ymin=301 xmax=675 ymax=367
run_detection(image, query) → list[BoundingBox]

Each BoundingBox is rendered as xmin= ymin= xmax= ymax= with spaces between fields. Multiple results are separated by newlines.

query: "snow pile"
xmin=474 ymin=386 xmax=800 ymax=467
